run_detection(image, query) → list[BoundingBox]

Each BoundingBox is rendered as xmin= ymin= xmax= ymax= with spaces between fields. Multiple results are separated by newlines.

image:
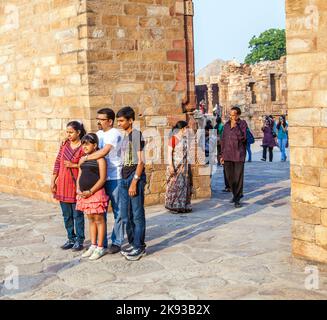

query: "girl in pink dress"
xmin=76 ymin=133 xmax=109 ymax=261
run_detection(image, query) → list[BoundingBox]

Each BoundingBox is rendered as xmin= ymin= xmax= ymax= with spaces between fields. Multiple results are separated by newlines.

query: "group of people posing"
xmin=51 ymin=107 xmax=147 ymax=261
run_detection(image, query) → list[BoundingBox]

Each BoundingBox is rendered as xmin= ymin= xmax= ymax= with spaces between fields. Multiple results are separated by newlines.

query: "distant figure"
xmin=261 ymin=116 xmax=277 ymax=162
xmin=221 ymin=106 xmax=248 ymax=208
xmin=199 ymin=99 xmax=206 ymax=114
xmin=246 ymin=127 xmax=255 ymax=162
xmin=214 ymin=116 xmax=224 ymax=165
xmin=276 ymin=115 xmax=288 ymax=162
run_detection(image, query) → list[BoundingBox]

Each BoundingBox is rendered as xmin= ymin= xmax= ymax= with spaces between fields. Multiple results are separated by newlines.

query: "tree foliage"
xmin=244 ymin=28 xmax=286 ymax=65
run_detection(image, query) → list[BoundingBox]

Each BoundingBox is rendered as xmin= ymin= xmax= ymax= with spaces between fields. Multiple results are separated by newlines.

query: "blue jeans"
xmin=59 ymin=202 xmax=85 ymax=243
xmin=278 ymin=138 xmax=288 ymax=161
xmin=246 ymin=143 xmax=252 ymax=162
xmin=104 ymin=180 xmax=123 ymax=248
xmin=119 ymin=174 xmax=146 ymax=250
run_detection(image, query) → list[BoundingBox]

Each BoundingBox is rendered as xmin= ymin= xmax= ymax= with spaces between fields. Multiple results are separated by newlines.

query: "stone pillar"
xmin=286 ymin=0 xmax=327 ymax=263
xmin=207 ymin=85 xmax=213 ymax=115
xmin=183 ymin=0 xmax=211 ymax=199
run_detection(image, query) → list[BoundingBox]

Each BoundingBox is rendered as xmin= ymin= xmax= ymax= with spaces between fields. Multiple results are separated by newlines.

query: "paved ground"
xmin=1 ymin=142 xmax=327 ymax=300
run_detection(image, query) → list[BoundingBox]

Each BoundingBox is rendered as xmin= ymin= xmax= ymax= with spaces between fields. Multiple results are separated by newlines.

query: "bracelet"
xmin=88 ymin=189 xmax=93 ymax=195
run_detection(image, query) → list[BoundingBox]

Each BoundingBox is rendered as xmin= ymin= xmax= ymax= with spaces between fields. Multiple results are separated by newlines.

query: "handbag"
xmin=246 ymin=128 xmax=255 ymax=145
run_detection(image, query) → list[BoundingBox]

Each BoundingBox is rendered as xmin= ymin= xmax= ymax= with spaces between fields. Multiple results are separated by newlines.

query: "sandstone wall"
xmin=84 ymin=0 xmax=210 ymax=205
xmin=0 ymin=0 xmax=89 ymax=201
xmin=286 ymin=0 xmax=327 ymax=263
xmin=0 ymin=0 xmax=211 ymax=204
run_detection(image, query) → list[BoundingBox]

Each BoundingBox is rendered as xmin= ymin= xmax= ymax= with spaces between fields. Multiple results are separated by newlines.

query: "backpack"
xmin=246 ymin=128 xmax=255 ymax=145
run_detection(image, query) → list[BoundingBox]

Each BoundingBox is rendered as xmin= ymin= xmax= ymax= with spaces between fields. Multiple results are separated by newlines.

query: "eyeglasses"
xmin=96 ymin=118 xmax=109 ymax=122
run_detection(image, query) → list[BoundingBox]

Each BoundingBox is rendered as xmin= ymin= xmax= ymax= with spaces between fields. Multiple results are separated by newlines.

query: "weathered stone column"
xmin=287 ymin=0 xmax=327 ymax=263
xmin=207 ymin=85 xmax=213 ymax=115
xmin=183 ymin=0 xmax=211 ymax=199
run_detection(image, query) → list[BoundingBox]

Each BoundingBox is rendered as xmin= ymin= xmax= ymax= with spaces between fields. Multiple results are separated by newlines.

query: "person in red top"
xmin=51 ymin=121 xmax=86 ymax=251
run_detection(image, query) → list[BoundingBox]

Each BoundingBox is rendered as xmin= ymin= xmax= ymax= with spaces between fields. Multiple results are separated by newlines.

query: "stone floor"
xmin=1 ymin=144 xmax=327 ymax=300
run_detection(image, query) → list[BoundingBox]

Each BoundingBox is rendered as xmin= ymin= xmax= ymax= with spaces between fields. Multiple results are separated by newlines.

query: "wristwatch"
xmin=133 ymin=174 xmax=140 ymax=181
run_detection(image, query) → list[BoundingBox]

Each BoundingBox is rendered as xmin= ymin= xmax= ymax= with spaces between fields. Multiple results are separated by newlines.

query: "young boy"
xmin=117 ymin=106 xmax=146 ymax=261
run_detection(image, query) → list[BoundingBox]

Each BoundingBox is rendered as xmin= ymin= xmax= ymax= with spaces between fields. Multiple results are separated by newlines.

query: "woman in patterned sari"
xmin=165 ymin=121 xmax=193 ymax=213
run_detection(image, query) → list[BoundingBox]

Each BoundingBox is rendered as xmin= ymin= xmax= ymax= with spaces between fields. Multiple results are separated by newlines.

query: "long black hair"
xmin=170 ymin=120 xmax=188 ymax=138
xmin=66 ymin=121 xmax=86 ymax=139
xmin=277 ymin=115 xmax=287 ymax=130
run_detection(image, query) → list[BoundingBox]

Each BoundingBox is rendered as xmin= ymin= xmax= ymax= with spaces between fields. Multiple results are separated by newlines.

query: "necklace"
xmin=70 ymin=141 xmax=81 ymax=149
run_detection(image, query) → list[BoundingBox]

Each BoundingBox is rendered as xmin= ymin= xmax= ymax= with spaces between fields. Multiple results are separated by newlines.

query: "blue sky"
xmin=194 ymin=0 xmax=286 ymax=72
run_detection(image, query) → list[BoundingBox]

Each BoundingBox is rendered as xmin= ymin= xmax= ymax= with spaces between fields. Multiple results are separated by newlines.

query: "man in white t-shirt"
xmin=80 ymin=108 xmax=123 ymax=253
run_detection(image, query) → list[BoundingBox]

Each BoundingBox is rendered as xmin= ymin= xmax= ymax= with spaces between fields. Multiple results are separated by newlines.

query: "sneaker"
xmin=60 ymin=240 xmax=75 ymax=250
xmin=81 ymin=246 xmax=96 ymax=258
xmin=261 ymin=158 xmax=266 ymax=162
xmin=222 ymin=188 xmax=231 ymax=193
xmin=107 ymin=244 xmax=121 ymax=254
xmin=124 ymin=248 xmax=146 ymax=261
xmin=72 ymin=241 xmax=84 ymax=252
xmin=89 ymin=247 xmax=106 ymax=261
xmin=121 ymin=245 xmax=134 ymax=257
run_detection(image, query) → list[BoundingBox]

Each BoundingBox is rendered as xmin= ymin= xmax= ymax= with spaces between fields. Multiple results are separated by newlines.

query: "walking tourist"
xmin=117 ymin=106 xmax=147 ymax=261
xmin=214 ymin=116 xmax=224 ymax=165
xmin=220 ymin=106 xmax=248 ymax=208
xmin=79 ymin=108 xmax=123 ymax=254
xmin=51 ymin=121 xmax=86 ymax=251
xmin=77 ymin=133 xmax=109 ymax=261
xmin=165 ymin=121 xmax=193 ymax=214
xmin=246 ymin=127 xmax=255 ymax=162
xmin=276 ymin=115 xmax=288 ymax=162
xmin=261 ymin=115 xmax=277 ymax=162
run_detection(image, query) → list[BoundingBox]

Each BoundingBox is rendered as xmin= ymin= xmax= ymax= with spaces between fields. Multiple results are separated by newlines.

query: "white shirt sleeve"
xmin=103 ymin=130 xmax=119 ymax=149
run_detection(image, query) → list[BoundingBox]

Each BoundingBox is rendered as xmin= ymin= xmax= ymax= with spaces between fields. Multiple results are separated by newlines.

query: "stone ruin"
xmin=196 ymin=57 xmax=287 ymax=137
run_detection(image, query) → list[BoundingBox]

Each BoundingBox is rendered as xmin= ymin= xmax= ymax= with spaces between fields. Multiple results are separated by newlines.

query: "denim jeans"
xmin=246 ymin=143 xmax=252 ymax=162
xmin=104 ymin=179 xmax=123 ymax=248
xmin=278 ymin=138 xmax=288 ymax=161
xmin=59 ymin=202 xmax=85 ymax=243
xmin=119 ymin=173 xmax=146 ymax=250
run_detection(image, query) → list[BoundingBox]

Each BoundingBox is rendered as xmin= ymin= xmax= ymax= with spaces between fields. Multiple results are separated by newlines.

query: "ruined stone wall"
xmin=84 ymin=0 xmax=209 ymax=206
xmin=218 ymin=58 xmax=287 ymax=137
xmin=286 ymin=0 xmax=327 ymax=263
xmin=0 ymin=0 xmax=211 ymax=204
xmin=0 ymin=0 xmax=89 ymax=201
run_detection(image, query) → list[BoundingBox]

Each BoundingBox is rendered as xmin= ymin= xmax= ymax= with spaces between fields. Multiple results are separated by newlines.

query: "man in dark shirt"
xmin=117 ymin=106 xmax=146 ymax=261
xmin=221 ymin=106 xmax=248 ymax=208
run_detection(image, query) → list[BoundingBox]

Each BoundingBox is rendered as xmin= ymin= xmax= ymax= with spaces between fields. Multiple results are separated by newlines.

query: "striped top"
xmin=53 ymin=141 xmax=84 ymax=203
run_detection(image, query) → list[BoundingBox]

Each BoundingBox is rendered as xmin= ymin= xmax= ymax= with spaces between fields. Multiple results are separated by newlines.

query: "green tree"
xmin=244 ymin=28 xmax=286 ymax=65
